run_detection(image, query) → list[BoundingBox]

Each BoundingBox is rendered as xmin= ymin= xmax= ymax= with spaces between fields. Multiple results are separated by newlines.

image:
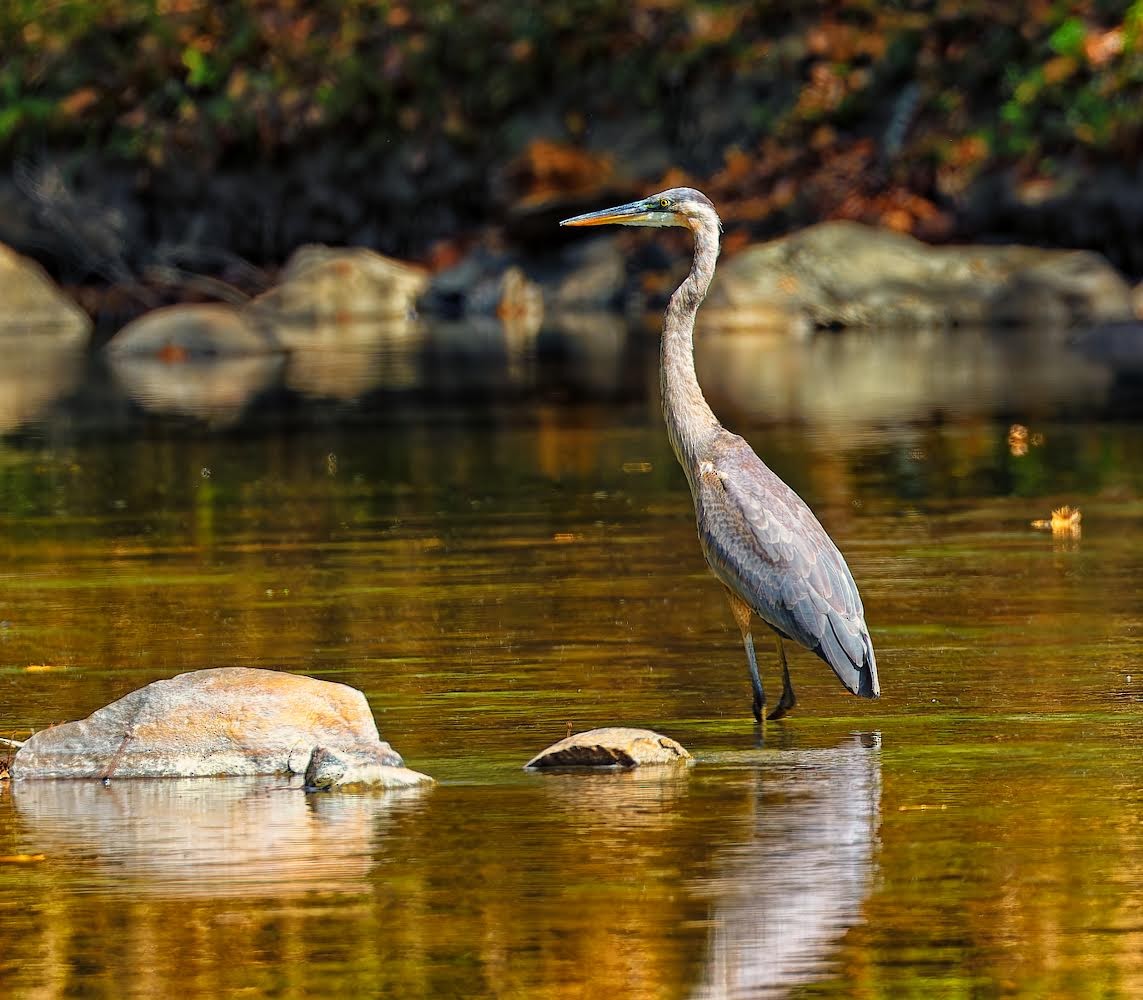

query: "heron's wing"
xmin=695 ymin=435 xmax=879 ymax=698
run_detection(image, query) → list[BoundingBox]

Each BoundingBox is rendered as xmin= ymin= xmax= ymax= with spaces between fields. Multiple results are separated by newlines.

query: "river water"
xmin=1 ymin=322 xmax=1141 ymax=998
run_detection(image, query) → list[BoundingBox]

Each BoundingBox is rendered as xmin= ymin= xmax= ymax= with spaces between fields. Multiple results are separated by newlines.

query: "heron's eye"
xmin=659 ymin=198 xmax=670 ymax=208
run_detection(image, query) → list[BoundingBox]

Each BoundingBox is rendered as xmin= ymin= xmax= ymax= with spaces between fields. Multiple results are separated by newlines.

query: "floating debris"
xmin=1008 ymin=424 xmax=1045 ymax=457
xmin=1031 ymin=505 xmax=1082 ymax=537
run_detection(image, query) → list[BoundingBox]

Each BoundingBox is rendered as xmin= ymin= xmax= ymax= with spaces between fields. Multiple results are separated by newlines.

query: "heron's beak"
xmin=560 ymin=199 xmax=659 ymax=228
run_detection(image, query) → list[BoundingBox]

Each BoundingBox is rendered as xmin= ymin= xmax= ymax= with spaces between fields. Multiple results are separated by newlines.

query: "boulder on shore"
xmin=250 ymin=244 xmax=429 ymax=329
xmin=704 ymin=221 xmax=1135 ymax=331
xmin=0 ymin=241 xmax=91 ymax=342
xmin=524 ymin=727 xmax=692 ymax=769
xmin=11 ymin=667 xmax=431 ymax=789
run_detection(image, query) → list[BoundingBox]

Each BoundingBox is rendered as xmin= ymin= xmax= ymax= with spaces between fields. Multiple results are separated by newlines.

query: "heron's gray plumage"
xmin=694 ymin=433 xmax=878 ymax=698
xmin=561 ymin=186 xmax=880 ymax=719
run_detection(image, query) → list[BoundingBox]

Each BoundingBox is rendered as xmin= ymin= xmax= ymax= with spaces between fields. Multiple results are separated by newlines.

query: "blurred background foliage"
xmin=1 ymin=1 xmax=1142 ymax=266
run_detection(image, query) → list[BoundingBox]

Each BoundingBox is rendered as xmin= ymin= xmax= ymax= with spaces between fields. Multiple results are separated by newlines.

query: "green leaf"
xmin=0 ymin=106 xmax=22 ymax=139
xmin=1000 ymin=100 xmax=1024 ymax=125
xmin=182 ymin=47 xmax=214 ymax=89
xmin=1048 ymin=17 xmax=1086 ymax=58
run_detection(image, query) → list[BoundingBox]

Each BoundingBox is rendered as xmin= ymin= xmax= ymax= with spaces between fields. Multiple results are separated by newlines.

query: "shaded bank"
xmin=2 ymin=2 xmax=1143 ymax=293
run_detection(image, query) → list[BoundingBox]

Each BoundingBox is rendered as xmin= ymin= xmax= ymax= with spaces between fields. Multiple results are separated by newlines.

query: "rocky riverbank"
xmin=4 ymin=212 xmax=1140 ymax=360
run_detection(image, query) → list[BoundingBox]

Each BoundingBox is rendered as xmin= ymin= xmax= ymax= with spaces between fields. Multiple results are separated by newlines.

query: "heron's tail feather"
xmin=817 ymin=616 xmax=880 ymax=700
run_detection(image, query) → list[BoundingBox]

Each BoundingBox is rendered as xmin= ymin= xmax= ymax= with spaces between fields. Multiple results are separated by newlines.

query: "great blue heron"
xmin=561 ymin=188 xmax=880 ymax=721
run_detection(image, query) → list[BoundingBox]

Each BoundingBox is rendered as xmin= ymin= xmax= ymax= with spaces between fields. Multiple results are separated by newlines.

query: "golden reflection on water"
xmin=0 ymin=742 xmax=880 ymax=999
xmin=1 ymin=412 xmax=1142 ymax=997
xmin=9 ymin=777 xmax=418 ymax=898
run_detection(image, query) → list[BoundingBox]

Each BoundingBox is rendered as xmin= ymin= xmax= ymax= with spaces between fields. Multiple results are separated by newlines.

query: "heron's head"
xmin=560 ymin=187 xmax=721 ymax=234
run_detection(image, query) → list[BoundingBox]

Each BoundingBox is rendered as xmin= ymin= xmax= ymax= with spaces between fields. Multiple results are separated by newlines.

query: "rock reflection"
xmin=696 ymin=326 xmax=1113 ymax=429
xmin=691 ymin=734 xmax=881 ymax=999
xmin=276 ymin=317 xmax=423 ymax=399
xmin=11 ymin=777 xmax=427 ymax=897
xmin=0 ymin=340 xmax=86 ymax=433
xmin=544 ymin=311 xmax=628 ymax=395
xmin=531 ymin=764 xmax=692 ymax=835
xmin=108 ymin=353 xmax=285 ymax=425
xmin=426 ymin=317 xmax=529 ymax=394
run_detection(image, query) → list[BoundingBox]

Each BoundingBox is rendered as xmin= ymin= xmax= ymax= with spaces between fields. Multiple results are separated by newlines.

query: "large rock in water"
xmin=11 ymin=667 xmax=431 ymax=789
xmin=524 ymin=727 xmax=692 ymax=769
xmin=704 ymin=221 xmax=1135 ymax=330
xmin=104 ymin=303 xmax=278 ymax=357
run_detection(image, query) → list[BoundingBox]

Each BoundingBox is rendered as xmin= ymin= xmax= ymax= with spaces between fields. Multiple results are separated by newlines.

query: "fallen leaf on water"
xmin=1031 ymin=505 xmax=1082 ymax=536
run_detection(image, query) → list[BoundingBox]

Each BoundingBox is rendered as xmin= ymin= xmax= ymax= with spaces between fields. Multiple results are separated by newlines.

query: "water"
xmin=1 ymin=323 xmax=1142 ymax=998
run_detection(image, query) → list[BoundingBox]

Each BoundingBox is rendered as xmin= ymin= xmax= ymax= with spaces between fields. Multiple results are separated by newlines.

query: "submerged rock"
xmin=303 ymin=747 xmax=432 ymax=791
xmin=11 ymin=667 xmax=429 ymax=788
xmin=524 ymin=727 xmax=692 ymax=769
xmin=705 ymin=221 xmax=1134 ymax=330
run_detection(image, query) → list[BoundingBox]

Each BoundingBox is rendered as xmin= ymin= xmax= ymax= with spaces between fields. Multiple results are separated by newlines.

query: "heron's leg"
xmin=725 ymin=590 xmax=765 ymax=722
xmin=766 ymin=633 xmax=797 ymax=721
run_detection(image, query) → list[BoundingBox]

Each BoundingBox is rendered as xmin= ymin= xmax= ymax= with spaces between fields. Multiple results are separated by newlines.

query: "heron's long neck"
xmin=661 ymin=220 xmax=722 ymax=483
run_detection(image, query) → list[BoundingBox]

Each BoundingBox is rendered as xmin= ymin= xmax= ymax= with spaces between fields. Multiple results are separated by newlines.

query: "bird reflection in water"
xmin=691 ymin=733 xmax=882 ymax=998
